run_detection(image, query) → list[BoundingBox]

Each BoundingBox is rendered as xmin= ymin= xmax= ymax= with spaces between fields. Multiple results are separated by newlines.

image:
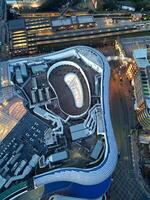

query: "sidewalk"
xmin=130 ymin=133 xmax=150 ymax=198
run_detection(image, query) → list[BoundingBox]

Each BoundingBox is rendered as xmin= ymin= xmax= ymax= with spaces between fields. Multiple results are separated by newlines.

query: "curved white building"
xmin=33 ymin=46 xmax=118 ymax=199
xmin=0 ymin=46 xmax=117 ymax=200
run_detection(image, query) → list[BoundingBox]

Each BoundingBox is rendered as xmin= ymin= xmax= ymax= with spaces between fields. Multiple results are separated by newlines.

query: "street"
xmin=108 ymin=63 xmax=150 ymax=200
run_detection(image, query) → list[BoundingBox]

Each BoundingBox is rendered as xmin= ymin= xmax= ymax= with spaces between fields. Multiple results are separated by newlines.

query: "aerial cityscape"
xmin=0 ymin=0 xmax=150 ymax=200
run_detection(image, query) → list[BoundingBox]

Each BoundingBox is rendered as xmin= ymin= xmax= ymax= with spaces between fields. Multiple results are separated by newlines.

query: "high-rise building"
xmin=133 ymin=49 xmax=150 ymax=130
xmin=92 ymin=0 xmax=97 ymax=9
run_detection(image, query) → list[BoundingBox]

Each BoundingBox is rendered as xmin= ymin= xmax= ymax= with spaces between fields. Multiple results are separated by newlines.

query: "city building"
xmin=118 ymin=1 xmax=135 ymax=11
xmin=139 ymin=134 xmax=150 ymax=185
xmin=8 ymin=16 xmax=96 ymax=56
xmin=6 ymin=0 xmax=45 ymax=8
xmin=133 ymin=49 xmax=150 ymax=130
xmin=0 ymin=0 xmax=7 ymax=20
xmin=126 ymin=61 xmax=138 ymax=81
xmin=0 ymin=46 xmax=117 ymax=199
xmin=115 ymin=40 xmax=138 ymax=80
xmin=49 ymin=195 xmax=106 ymax=200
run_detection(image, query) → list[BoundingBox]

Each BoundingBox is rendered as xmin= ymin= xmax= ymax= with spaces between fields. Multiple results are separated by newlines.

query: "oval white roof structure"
xmin=47 ymin=60 xmax=91 ymax=118
xmin=64 ymin=72 xmax=84 ymax=108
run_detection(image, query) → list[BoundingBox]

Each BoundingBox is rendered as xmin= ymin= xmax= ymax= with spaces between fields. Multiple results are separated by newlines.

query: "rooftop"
xmin=146 ymin=99 xmax=150 ymax=109
xmin=77 ymin=15 xmax=94 ymax=24
xmin=0 ymin=46 xmax=117 ymax=199
xmin=51 ymin=17 xmax=72 ymax=27
xmin=133 ymin=48 xmax=150 ymax=68
xmin=8 ymin=19 xmax=26 ymax=32
xmin=51 ymin=15 xmax=95 ymax=28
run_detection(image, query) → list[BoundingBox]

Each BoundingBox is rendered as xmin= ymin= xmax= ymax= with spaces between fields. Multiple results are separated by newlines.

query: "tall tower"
xmin=92 ymin=0 xmax=97 ymax=9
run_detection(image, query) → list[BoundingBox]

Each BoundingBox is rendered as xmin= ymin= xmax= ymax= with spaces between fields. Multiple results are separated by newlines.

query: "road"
xmin=21 ymin=11 xmax=131 ymax=18
xmin=108 ymin=63 xmax=150 ymax=200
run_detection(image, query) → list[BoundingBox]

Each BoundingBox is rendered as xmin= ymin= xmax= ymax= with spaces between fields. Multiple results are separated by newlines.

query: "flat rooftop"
xmin=8 ymin=19 xmax=26 ymax=31
xmin=51 ymin=15 xmax=95 ymax=28
xmin=120 ymin=36 xmax=150 ymax=58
